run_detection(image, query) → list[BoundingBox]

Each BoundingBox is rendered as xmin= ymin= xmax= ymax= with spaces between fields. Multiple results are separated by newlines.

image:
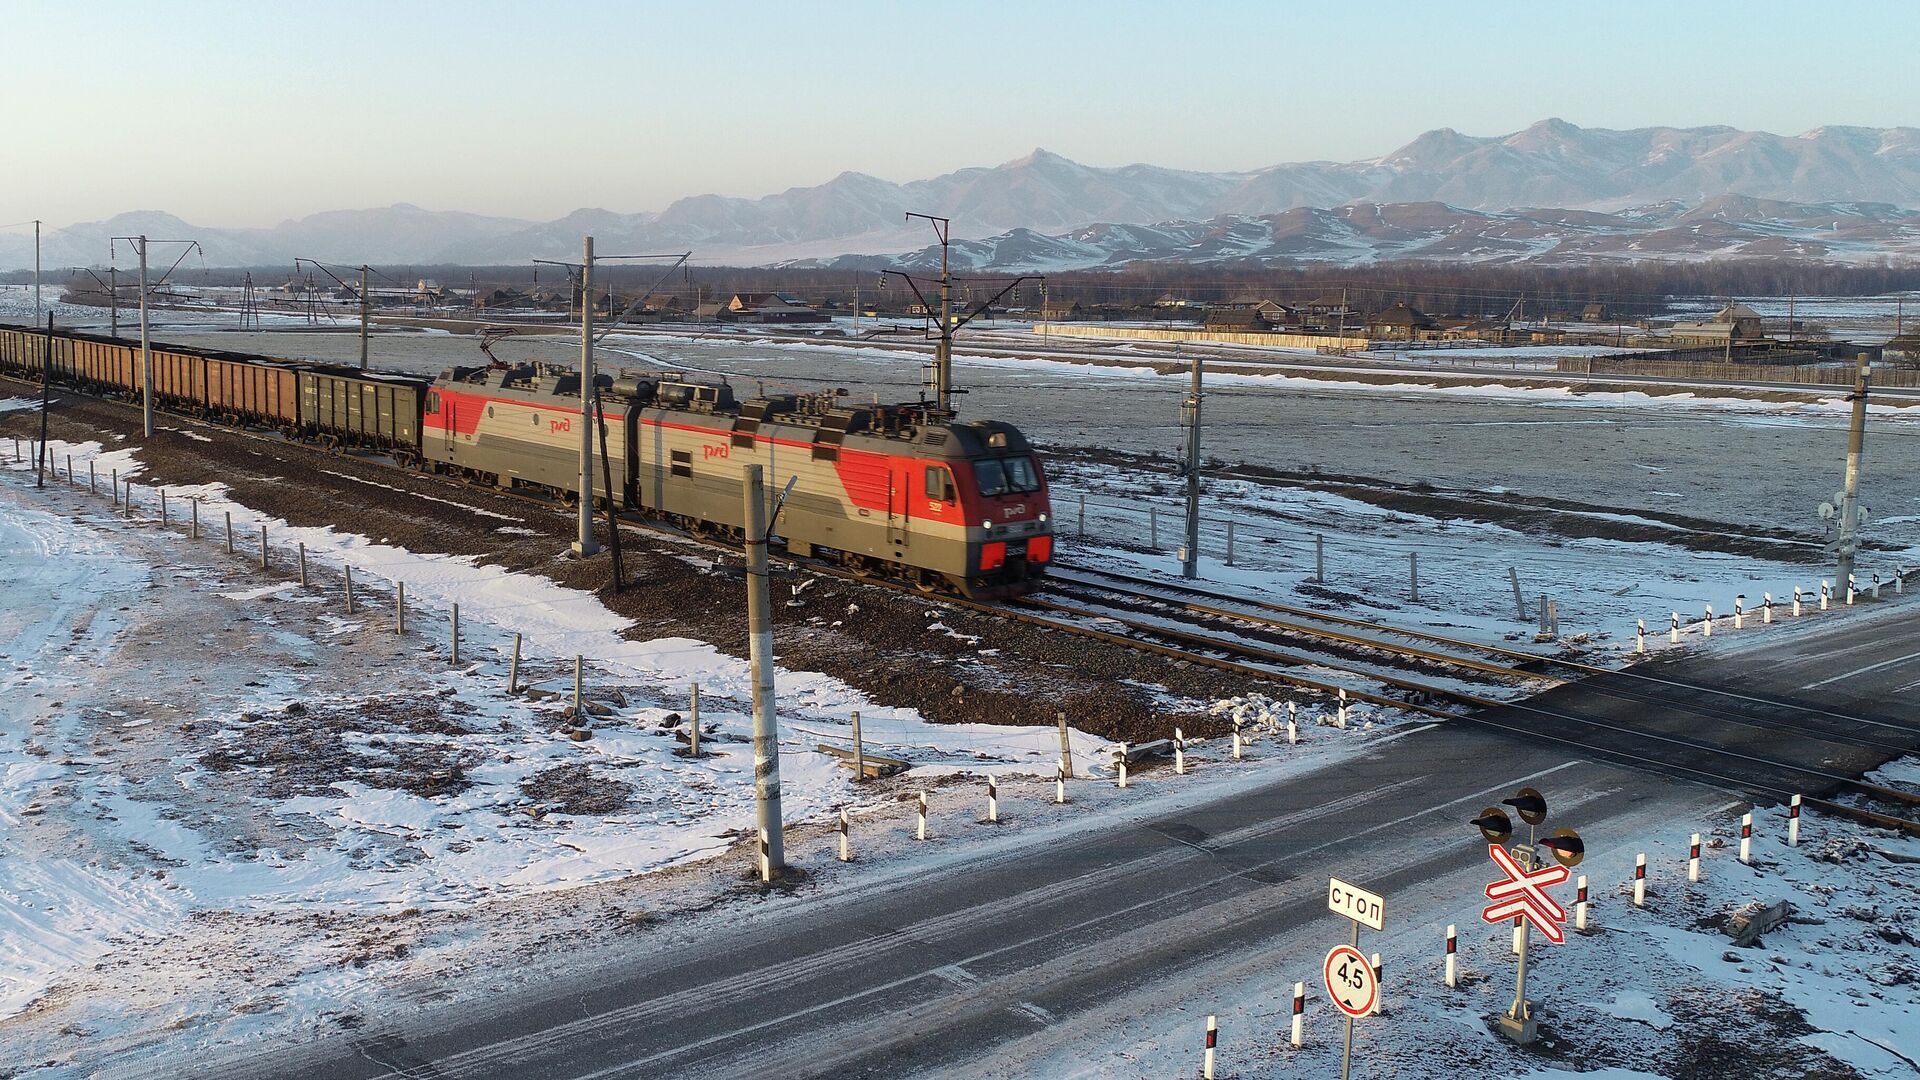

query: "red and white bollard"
xmin=1290 ymin=982 xmax=1305 ymax=1047
xmin=1174 ymin=726 xmax=1187 ymax=775
xmin=1203 ymin=1014 xmax=1217 ymax=1080
xmin=1789 ymin=795 xmax=1801 ymax=847
xmin=1575 ymin=875 xmax=1589 ymax=931
xmin=1689 ymin=833 xmax=1701 ymax=882
xmin=1444 ymin=924 xmax=1457 ymax=988
xmin=1740 ymin=813 xmax=1753 ymax=864
xmin=1633 ymin=853 xmax=1647 ymax=907
xmin=838 ymin=808 xmax=851 ymax=862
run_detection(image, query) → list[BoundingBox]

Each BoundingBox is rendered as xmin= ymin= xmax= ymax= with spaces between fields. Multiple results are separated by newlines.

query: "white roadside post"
xmin=1290 ymin=982 xmax=1305 ymax=1049
xmin=1203 ymin=1015 xmax=1218 ymax=1080
xmin=1633 ymin=854 xmax=1647 ymax=907
xmin=1231 ymin=718 xmax=1243 ymax=761
xmin=1054 ymin=761 xmax=1066 ymax=805
xmin=1701 ymin=604 xmax=1713 ymax=637
xmin=1793 ymin=586 xmax=1803 ymax=617
xmin=1789 ymin=795 xmax=1802 ymax=847
xmin=1733 ymin=596 xmax=1745 ymax=630
xmin=1689 ymin=833 xmax=1701 ymax=883
xmin=1575 ymin=876 xmax=1589 ymax=932
xmin=1324 ymin=876 xmax=1386 ymax=1080
xmin=1174 ymin=726 xmax=1187 ymax=775
xmin=1821 ymin=579 xmax=1831 ymax=611
xmin=1636 ymin=619 xmax=1646 ymax=653
xmin=1669 ymin=611 xmax=1680 ymax=644
xmin=917 ymin=792 xmax=929 ymax=841
xmin=1444 ymin=925 xmax=1457 ymax=988
xmin=1763 ymin=592 xmax=1774 ymax=624
xmin=986 ymin=776 xmax=998 ymax=824
xmin=1740 ymin=813 xmax=1753 ymax=864
xmin=1287 ymin=700 xmax=1298 ymax=745
xmin=1115 ymin=743 xmax=1129 ymax=789
xmin=838 ymin=808 xmax=851 ymax=862
xmin=1337 ymin=687 xmax=1349 ymax=728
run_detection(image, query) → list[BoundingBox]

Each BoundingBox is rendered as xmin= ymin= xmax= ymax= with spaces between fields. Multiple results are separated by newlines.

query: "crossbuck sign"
xmin=1480 ymin=843 xmax=1570 ymax=944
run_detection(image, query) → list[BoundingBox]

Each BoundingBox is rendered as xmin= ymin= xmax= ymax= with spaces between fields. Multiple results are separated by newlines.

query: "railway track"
xmin=7 ymin=369 xmax=1919 ymax=838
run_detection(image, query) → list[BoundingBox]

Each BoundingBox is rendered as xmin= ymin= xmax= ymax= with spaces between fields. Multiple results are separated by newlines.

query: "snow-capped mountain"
xmin=6 ymin=120 xmax=1920 ymax=270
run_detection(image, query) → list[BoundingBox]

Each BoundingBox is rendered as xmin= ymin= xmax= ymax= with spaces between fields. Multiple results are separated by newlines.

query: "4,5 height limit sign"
xmin=1324 ymin=876 xmax=1387 ymax=1080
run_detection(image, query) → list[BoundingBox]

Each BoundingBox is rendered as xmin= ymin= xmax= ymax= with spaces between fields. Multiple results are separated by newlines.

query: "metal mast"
xmin=576 ymin=235 xmax=598 ymax=556
xmin=1180 ymin=347 xmax=1204 ymax=579
xmin=1835 ymin=352 xmax=1872 ymax=585
xmin=136 ymin=236 xmax=151 ymax=435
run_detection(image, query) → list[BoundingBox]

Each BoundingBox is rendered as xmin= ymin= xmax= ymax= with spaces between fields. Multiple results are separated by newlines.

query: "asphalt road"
xmin=154 ymin=602 xmax=1919 ymax=1080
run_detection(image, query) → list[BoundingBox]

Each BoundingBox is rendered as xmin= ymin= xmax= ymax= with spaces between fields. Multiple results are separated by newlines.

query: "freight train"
xmin=0 ymin=324 xmax=1053 ymax=596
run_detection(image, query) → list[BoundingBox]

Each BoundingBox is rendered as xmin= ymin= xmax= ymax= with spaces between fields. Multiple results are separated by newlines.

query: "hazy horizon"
xmin=6 ymin=0 xmax=1919 ymax=231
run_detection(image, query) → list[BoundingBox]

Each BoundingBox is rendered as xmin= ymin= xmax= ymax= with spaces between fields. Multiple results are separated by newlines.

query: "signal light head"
xmin=1471 ymin=806 xmax=1513 ymax=844
xmin=1503 ymin=786 xmax=1549 ymax=826
xmin=1541 ymin=828 xmax=1585 ymax=867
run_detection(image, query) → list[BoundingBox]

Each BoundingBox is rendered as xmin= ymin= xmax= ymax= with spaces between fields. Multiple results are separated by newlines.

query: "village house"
xmin=724 ymin=293 xmax=828 ymax=324
xmin=1669 ymin=302 xmax=1765 ymax=346
xmin=1364 ymin=301 xmax=1438 ymax=341
xmin=1039 ymin=297 xmax=1085 ymax=321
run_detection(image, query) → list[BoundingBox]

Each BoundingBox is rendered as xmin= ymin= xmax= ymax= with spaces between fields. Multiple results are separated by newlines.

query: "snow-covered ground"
xmin=0 ymin=433 xmax=1390 ymax=1071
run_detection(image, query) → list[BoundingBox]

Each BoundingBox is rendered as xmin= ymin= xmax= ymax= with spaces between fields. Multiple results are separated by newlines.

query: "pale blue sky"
xmin=6 ymin=0 xmax=1917 ymax=227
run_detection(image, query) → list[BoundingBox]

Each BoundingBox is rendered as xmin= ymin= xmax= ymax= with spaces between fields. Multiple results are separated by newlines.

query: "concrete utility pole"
xmin=1836 ymin=352 xmax=1872 ymax=585
xmin=575 ymin=235 xmax=598 ymax=556
xmin=33 ymin=220 xmax=41 ymax=324
xmin=1180 ymin=348 xmax=1204 ymax=579
xmin=114 ymin=234 xmax=200 ymax=438
xmin=294 ymin=259 xmax=373 ymax=368
xmin=743 ymin=464 xmax=786 ymax=880
xmin=136 ymin=236 xmax=152 ymax=436
xmin=359 ymin=265 xmax=370 ymax=369
xmin=903 ymin=213 xmax=956 ymax=412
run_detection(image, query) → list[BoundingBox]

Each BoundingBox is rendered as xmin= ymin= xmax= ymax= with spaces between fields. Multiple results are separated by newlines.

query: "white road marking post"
xmin=1633 ymin=853 xmax=1646 ymax=907
xmin=1115 ymin=744 xmax=1129 ymax=789
xmin=1337 ymin=687 xmax=1349 ymax=728
xmin=1872 ymin=575 xmax=1882 ymax=600
xmin=1701 ymin=604 xmax=1713 ymax=637
xmin=1846 ymin=574 xmax=1857 ymax=606
xmin=1789 ymin=795 xmax=1802 ymax=847
xmin=1445 ymin=925 xmax=1457 ymax=988
xmin=1290 ymin=982 xmax=1305 ymax=1048
xmin=1821 ymin=580 xmax=1831 ymax=611
xmin=1670 ymin=611 xmax=1680 ymax=644
xmin=1762 ymin=592 xmax=1773 ymax=624
xmin=1733 ymin=596 xmax=1745 ymax=630
xmin=917 ymin=792 xmax=928 ymax=841
xmin=1740 ymin=813 xmax=1753 ymax=864
xmin=1575 ymin=875 xmax=1588 ymax=931
xmin=986 ymin=776 xmax=998 ymax=824
xmin=758 ymin=826 xmax=771 ymax=883
xmin=1174 ymin=726 xmax=1187 ymax=775
xmin=1369 ymin=953 xmax=1383 ymax=1016
xmin=1054 ymin=761 xmax=1066 ymax=804
xmin=1636 ymin=619 xmax=1646 ymax=653
xmin=838 ymin=807 xmax=851 ymax=862
xmin=1287 ymin=700 xmax=1298 ymax=745
xmin=1793 ymin=586 xmax=1803 ymax=617
xmin=1231 ymin=718 xmax=1243 ymax=761
xmin=1512 ymin=922 xmax=1523 ymax=955
xmin=1689 ymin=833 xmax=1701 ymax=882
xmin=1203 ymin=1014 xmax=1217 ymax=1080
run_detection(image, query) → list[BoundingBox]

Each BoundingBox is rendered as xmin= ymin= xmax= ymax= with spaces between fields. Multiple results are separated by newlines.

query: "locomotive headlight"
xmin=981 ymin=519 xmax=993 ymax=529
xmin=1039 ymin=513 xmax=1048 ymax=523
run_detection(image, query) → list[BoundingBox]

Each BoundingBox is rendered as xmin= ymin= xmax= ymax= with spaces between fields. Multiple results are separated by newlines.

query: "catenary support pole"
xmin=137 ymin=236 xmax=153 ymax=437
xmin=743 ymin=464 xmax=785 ymax=880
xmin=573 ymin=236 xmax=599 ymax=558
xmin=1181 ymin=352 xmax=1203 ymax=579
xmin=1836 ymin=353 xmax=1872 ymax=586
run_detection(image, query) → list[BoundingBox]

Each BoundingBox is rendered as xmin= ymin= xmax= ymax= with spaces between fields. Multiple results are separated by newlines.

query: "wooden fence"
xmin=1556 ymin=356 xmax=1920 ymax=389
xmin=1032 ymin=322 xmax=1370 ymax=352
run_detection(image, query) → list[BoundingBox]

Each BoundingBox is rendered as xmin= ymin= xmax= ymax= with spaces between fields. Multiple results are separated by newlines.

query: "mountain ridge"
xmin=7 ymin=120 xmax=1920 ymax=270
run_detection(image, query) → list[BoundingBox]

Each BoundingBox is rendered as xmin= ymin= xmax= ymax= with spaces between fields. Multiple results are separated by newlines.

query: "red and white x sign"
xmin=1481 ymin=843 xmax=1570 ymax=944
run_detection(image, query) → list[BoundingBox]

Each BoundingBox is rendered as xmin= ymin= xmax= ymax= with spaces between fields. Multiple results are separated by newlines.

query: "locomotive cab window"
xmin=924 ymin=465 xmax=956 ymax=503
xmin=974 ymin=456 xmax=1039 ymax=495
xmin=426 ymin=393 xmax=440 ymax=415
